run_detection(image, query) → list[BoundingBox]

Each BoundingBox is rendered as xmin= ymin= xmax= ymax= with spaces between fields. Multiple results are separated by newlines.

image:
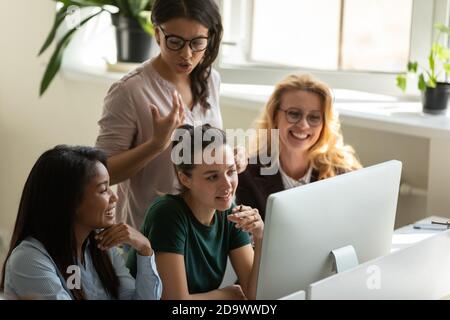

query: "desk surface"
xmin=310 ymin=226 xmax=450 ymax=300
xmin=392 ymin=216 xmax=449 ymax=252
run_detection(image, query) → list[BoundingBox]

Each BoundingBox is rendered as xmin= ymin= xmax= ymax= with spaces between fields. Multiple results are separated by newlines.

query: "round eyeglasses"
xmin=159 ymin=26 xmax=209 ymax=52
xmin=279 ymin=107 xmax=323 ymax=127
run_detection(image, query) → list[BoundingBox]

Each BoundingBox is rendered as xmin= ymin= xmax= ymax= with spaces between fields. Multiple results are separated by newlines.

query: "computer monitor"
xmin=256 ymin=160 xmax=402 ymax=300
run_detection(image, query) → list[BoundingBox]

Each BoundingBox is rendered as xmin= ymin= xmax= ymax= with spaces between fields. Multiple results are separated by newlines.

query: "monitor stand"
xmin=330 ymin=245 xmax=359 ymax=273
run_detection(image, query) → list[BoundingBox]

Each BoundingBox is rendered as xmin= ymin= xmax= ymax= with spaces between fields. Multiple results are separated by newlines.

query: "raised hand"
xmin=149 ymin=90 xmax=186 ymax=152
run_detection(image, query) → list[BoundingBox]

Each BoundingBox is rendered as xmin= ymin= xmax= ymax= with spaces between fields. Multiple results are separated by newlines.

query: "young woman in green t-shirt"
xmin=128 ymin=124 xmax=263 ymax=299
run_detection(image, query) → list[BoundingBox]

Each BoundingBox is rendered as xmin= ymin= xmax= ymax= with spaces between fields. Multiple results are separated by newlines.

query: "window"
xmin=340 ymin=0 xmax=412 ymax=72
xmin=250 ymin=0 xmax=412 ymax=73
xmin=251 ymin=0 xmax=342 ymax=70
xmin=218 ymin=0 xmax=450 ymax=96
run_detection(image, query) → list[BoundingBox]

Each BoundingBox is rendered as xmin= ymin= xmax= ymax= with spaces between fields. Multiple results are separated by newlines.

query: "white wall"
xmin=0 ymin=0 xmax=110 ymax=247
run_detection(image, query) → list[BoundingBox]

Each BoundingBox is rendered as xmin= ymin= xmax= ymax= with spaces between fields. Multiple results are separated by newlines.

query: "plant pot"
xmin=111 ymin=14 xmax=153 ymax=63
xmin=421 ymin=82 xmax=450 ymax=115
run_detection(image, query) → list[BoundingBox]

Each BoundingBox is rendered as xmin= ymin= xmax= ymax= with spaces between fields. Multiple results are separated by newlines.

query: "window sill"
xmin=61 ymin=63 xmax=123 ymax=85
xmin=221 ymin=83 xmax=450 ymax=140
xmin=62 ymin=64 xmax=450 ymax=139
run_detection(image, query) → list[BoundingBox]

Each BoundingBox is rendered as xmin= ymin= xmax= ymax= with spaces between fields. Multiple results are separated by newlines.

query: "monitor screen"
xmin=256 ymin=160 xmax=402 ymax=299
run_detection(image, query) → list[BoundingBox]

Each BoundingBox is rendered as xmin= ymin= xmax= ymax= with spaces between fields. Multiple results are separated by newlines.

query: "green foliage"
xmin=397 ymin=23 xmax=450 ymax=92
xmin=39 ymin=0 xmax=154 ymax=96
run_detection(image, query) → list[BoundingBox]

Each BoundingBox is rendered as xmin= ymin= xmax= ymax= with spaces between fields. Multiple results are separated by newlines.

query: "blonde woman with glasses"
xmin=236 ymin=74 xmax=362 ymax=220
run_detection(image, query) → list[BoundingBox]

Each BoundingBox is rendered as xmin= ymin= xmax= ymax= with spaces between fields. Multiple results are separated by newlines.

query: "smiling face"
xmin=276 ymin=89 xmax=324 ymax=156
xmin=178 ymin=145 xmax=238 ymax=212
xmin=75 ymin=162 xmax=118 ymax=230
xmin=155 ymin=17 xmax=209 ymax=75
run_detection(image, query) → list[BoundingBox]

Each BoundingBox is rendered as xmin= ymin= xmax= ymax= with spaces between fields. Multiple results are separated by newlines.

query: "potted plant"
xmin=39 ymin=0 xmax=155 ymax=96
xmin=397 ymin=23 xmax=450 ymax=114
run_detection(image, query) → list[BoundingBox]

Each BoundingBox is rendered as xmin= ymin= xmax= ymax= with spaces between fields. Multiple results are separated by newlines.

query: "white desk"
xmin=304 ymin=216 xmax=450 ymax=299
xmin=309 ymin=220 xmax=450 ymax=300
xmin=391 ymin=215 xmax=449 ymax=252
xmin=221 ymin=216 xmax=449 ymax=298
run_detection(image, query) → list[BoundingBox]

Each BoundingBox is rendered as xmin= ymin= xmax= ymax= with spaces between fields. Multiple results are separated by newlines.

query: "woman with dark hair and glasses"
xmin=95 ymin=0 xmax=246 ymax=229
xmin=236 ymin=74 xmax=362 ymax=220
xmin=0 ymin=145 xmax=161 ymax=300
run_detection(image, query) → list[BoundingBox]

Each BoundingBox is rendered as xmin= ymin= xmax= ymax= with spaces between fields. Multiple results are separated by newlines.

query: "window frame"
xmin=216 ymin=0 xmax=450 ymax=97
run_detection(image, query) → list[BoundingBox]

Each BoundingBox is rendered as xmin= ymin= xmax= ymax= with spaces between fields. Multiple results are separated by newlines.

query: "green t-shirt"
xmin=127 ymin=194 xmax=251 ymax=294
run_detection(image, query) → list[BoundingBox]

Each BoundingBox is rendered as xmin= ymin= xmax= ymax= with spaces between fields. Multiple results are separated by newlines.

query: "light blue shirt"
xmin=4 ymin=237 xmax=162 ymax=300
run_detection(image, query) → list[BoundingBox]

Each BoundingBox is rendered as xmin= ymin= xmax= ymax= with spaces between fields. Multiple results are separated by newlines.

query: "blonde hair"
xmin=251 ymin=73 xmax=362 ymax=179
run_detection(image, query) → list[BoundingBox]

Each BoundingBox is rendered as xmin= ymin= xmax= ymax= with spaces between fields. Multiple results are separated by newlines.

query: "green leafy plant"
xmin=397 ymin=23 xmax=450 ymax=92
xmin=39 ymin=0 xmax=154 ymax=96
